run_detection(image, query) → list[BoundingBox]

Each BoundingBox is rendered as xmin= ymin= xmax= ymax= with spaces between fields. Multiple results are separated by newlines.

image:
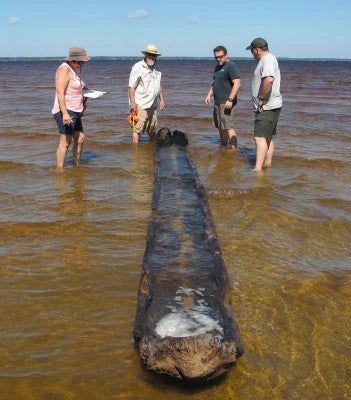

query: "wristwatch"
xmin=227 ymin=98 xmax=233 ymax=102
xmin=258 ymin=96 xmax=265 ymax=100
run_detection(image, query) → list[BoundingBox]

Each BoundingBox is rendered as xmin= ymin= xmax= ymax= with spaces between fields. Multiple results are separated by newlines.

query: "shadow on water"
xmin=64 ymin=150 xmax=106 ymax=166
xmin=54 ymin=168 xmax=87 ymax=216
xmin=196 ymin=135 xmax=257 ymax=169
xmin=198 ymin=134 xmax=221 ymax=146
xmin=137 ymin=135 xmax=154 ymax=144
xmin=238 ymin=146 xmax=256 ymax=168
xmin=139 ymin=364 xmax=230 ymax=395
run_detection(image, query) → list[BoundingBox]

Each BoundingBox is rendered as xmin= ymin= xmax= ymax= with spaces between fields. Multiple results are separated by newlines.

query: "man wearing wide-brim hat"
xmin=246 ymin=37 xmax=283 ymax=172
xmin=128 ymin=44 xmax=165 ymax=143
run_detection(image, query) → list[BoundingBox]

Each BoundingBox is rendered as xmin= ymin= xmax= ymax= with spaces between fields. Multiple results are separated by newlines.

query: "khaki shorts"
xmin=254 ymin=108 xmax=281 ymax=138
xmin=213 ymin=104 xmax=235 ymax=130
xmin=134 ymin=107 xmax=157 ymax=135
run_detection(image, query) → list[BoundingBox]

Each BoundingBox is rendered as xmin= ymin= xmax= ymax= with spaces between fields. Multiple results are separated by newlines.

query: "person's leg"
xmin=148 ymin=131 xmax=155 ymax=141
xmin=133 ymin=109 xmax=147 ymax=144
xmin=219 ymin=105 xmax=237 ymax=149
xmin=147 ymin=108 xmax=158 ymax=142
xmin=54 ymin=111 xmax=74 ymax=168
xmin=227 ymin=128 xmax=237 ymax=149
xmin=219 ymin=129 xmax=228 ymax=146
xmin=254 ymin=136 xmax=269 ymax=171
xmin=254 ymin=110 xmax=273 ymax=171
xmin=132 ymin=131 xmax=140 ymax=143
xmin=56 ymin=134 xmax=72 ymax=168
xmin=264 ymin=139 xmax=274 ymax=167
xmin=72 ymin=131 xmax=85 ymax=166
xmin=254 ymin=108 xmax=280 ymax=170
xmin=219 ymin=129 xmax=237 ymax=148
xmin=213 ymin=105 xmax=225 ymax=145
xmin=264 ymin=108 xmax=280 ymax=167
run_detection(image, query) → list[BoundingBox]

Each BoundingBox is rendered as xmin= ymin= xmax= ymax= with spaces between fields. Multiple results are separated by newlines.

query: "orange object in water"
xmin=128 ymin=111 xmax=138 ymax=127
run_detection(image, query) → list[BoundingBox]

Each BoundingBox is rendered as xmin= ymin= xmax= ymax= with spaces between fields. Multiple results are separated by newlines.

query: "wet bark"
xmin=134 ymin=130 xmax=243 ymax=381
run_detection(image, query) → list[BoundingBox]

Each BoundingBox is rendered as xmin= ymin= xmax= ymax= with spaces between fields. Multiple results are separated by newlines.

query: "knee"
xmin=77 ymin=132 xmax=85 ymax=145
xmin=58 ymin=139 xmax=71 ymax=149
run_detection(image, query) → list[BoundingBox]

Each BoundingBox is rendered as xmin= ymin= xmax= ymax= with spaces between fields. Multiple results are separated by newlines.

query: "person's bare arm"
xmin=56 ymin=66 xmax=72 ymax=125
xmin=257 ymin=76 xmax=274 ymax=112
xmin=205 ymin=85 xmax=214 ymax=105
xmin=159 ymin=86 xmax=165 ymax=110
xmin=224 ymin=78 xmax=240 ymax=109
xmin=128 ymin=86 xmax=137 ymax=113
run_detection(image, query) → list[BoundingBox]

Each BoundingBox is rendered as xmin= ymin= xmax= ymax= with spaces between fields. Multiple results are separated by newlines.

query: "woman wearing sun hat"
xmin=52 ymin=46 xmax=91 ymax=168
xmin=128 ymin=44 xmax=165 ymax=143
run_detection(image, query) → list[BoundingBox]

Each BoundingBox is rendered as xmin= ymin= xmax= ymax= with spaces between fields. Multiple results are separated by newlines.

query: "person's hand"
xmin=63 ymin=112 xmax=72 ymax=125
xmin=205 ymin=95 xmax=212 ymax=105
xmin=160 ymin=99 xmax=165 ymax=111
xmin=225 ymin=100 xmax=233 ymax=109
xmin=257 ymin=98 xmax=265 ymax=113
xmin=130 ymin=102 xmax=137 ymax=113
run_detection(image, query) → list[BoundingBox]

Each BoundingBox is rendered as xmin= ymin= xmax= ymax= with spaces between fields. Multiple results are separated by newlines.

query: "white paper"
xmin=83 ymin=89 xmax=106 ymax=99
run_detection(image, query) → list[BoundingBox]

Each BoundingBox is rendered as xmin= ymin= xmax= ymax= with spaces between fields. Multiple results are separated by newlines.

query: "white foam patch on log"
xmin=156 ymin=287 xmax=223 ymax=338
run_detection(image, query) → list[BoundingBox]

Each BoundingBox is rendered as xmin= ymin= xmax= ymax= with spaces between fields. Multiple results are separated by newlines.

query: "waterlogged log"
xmin=134 ymin=129 xmax=243 ymax=381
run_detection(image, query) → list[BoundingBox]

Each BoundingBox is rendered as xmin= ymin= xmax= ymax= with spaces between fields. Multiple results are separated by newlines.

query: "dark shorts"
xmin=254 ymin=108 xmax=281 ymax=138
xmin=53 ymin=110 xmax=83 ymax=135
xmin=213 ymin=104 xmax=235 ymax=130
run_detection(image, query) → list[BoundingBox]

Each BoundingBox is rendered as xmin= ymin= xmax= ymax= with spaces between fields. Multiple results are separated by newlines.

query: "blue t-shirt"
xmin=213 ymin=61 xmax=240 ymax=104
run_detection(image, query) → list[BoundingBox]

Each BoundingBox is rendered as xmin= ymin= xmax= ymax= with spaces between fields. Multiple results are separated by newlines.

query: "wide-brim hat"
xmin=65 ymin=46 xmax=91 ymax=62
xmin=245 ymin=37 xmax=268 ymax=50
xmin=141 ymin=44 xmax=162 ymax=56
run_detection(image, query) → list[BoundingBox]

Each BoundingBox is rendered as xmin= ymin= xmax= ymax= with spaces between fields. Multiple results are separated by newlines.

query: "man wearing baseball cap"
xmin=246 ymin=38 xmax=282 ymax=172
xmin=128 ymin=44 xmax=165 ymax=143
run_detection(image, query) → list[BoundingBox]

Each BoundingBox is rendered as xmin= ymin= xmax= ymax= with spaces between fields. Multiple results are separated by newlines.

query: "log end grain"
xmin=139 ymin=333 xmax=239 ymax=381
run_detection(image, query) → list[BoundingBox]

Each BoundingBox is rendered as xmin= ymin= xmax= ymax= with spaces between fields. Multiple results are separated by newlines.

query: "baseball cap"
xmin=245 ymin=38 xmax=268 ymax=50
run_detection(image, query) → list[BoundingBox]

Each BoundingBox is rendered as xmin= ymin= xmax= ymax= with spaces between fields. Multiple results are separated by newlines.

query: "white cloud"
xmin=127 ymin=9 xmax=149 ymax=20
xmin=190 ymin=17 xmax=200 ymax=24
xmin=9 ymin=16 xmax=21 ymax=24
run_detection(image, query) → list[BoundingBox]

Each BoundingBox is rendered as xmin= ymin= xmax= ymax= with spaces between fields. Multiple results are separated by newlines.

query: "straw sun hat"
xmin=65 ymin=46 xmax=91 ymax=62
xmin=141 ymin=44 xmax=162 ymax=56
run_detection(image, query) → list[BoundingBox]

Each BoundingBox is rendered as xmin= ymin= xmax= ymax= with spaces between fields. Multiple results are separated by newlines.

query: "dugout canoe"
xmin=133 ymin=129 xmax=243 ymax=381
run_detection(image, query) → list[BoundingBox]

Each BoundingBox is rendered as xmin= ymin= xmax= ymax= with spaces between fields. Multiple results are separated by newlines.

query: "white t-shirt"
xmin=128 ymin=60 xmax=162 ymax=109
xmin=251 ymin=53 xmax=282 ymax=111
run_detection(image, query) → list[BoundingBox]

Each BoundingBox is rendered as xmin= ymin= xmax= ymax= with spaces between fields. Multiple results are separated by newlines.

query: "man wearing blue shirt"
xmin=205 ymin=45 xmax=241 ymax=150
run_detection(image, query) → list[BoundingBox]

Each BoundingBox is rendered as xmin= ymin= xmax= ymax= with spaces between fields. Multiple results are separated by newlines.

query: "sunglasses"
xmin=214 ymin=54 xmax=226 ymax=60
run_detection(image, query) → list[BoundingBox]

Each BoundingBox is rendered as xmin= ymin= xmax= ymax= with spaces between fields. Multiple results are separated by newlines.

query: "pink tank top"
xmin=52 ymin=63 xmax=85 ymax=114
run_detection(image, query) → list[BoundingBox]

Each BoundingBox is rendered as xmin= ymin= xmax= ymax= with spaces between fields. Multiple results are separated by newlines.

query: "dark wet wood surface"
xmin=134 ymin=134 xmax=243 ymax=381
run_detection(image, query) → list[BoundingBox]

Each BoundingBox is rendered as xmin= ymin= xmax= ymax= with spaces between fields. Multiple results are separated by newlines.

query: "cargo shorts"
xmin=134 ymin=106 xmax=158 ymax=135
xmin=254 ymin=108 xmax=281 ymax=138
xmin=213 ymin=104 xmax=236 ymax=130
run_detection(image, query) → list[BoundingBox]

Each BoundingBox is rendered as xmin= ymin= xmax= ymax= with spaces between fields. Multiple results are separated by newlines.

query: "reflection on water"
xmin=0 ymin=59 xmax=350 ymax=399
xmin=55 ymin=169 xmax=87 ymax=216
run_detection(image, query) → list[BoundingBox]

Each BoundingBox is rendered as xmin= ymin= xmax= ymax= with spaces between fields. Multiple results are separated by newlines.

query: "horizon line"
xmin=0 ymin=56 xmax=350 ymax=61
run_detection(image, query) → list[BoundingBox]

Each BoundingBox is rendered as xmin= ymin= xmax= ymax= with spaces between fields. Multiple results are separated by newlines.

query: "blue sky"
xmin=1 ymin=0 xmax=350 ymax=58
